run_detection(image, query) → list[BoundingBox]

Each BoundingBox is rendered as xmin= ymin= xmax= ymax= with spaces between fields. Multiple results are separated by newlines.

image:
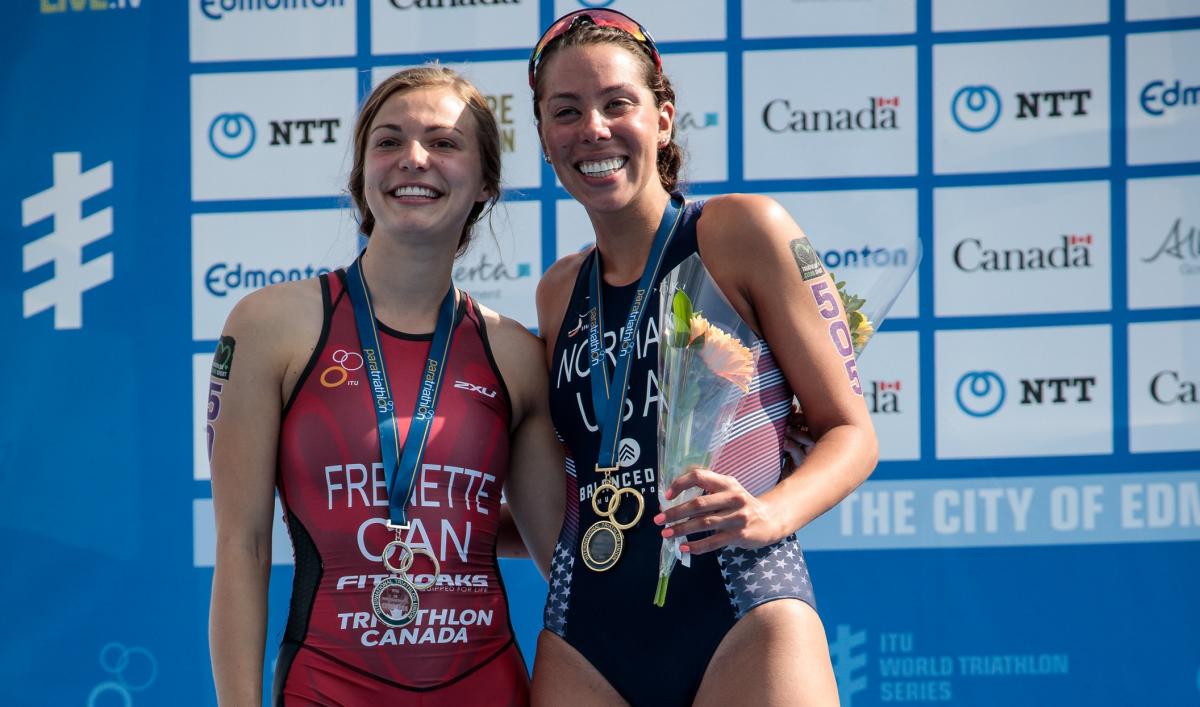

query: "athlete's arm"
xmin=208 ymin=285 xmax=311 ymax=704
xmin=483 ymin=312 xmax=565 ymax=579
xmin=657 ymin=194 xmax=878 ymax=553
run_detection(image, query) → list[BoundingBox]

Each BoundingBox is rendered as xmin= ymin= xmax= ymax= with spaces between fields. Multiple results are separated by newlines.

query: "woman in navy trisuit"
xmin=528 ymin=10 xmax=879 ymax=707
xmin=208 ymin=67 xmax=562 ymax=706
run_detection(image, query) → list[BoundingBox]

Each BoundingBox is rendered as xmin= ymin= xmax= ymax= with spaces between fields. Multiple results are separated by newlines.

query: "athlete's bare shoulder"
xmin=472 ymin=303 xmax=546 ymax=422
xmin=221 ymin=275 xmax=329 ymax=397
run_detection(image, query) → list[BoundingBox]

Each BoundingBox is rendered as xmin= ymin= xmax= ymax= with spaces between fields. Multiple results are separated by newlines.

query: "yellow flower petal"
xmin=696 ymin=320 xmax=755 ymax=392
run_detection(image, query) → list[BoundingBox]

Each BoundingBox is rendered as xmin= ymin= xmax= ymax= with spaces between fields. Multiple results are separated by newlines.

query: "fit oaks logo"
xmin=763 ymin=96 xmax=900 ymax=133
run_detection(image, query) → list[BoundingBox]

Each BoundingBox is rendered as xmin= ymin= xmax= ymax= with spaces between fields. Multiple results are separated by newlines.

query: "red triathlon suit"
xmin=272 ymin=271 xmax=528 ymax=706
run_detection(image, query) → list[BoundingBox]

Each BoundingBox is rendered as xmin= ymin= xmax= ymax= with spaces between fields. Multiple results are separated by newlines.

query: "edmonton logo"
xmin=1139 ymin=79 xmax=1199 ymax=117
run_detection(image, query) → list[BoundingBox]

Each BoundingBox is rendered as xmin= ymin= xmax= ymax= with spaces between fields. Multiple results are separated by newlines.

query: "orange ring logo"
xmin=320 ymin=365 xmax=349 ymax=388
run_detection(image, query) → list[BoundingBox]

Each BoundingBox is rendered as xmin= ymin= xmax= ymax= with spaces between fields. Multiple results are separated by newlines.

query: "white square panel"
xmin=936 ymin=326 xmax=1113 ymax=459
xmin=934 ymin=182 xmax=1111 ymax=316
xmin=1127 ymin=30 xmax=1200 ymax=166
xmin=934 ymin=37 xmax=1110 ymax=174
xmin=745 ymin=47 xmax=917 ymax=179
xmin=1129 ymin=320 xmax=1200 ymax=453
xmin=1127 ymin=175 xmax=1200 ymax=309
xmin=191 ymin=69 xmax=358 ymax=201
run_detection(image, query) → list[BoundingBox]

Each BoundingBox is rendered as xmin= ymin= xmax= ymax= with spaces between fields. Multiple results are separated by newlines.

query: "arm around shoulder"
xmin=482 ymin=311 xmax=565 ymax=579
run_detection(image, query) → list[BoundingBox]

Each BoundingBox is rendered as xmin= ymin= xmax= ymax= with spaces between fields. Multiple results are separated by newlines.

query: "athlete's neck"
xmin=590 ymin=188 xmax=672 ymax=287
xmin=358 ymin=233 xmax=456 ymax=334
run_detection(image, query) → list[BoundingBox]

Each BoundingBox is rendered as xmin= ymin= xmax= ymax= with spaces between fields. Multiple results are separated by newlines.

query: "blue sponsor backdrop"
xmin=3 ymin=1 xmax=1199 ymax=705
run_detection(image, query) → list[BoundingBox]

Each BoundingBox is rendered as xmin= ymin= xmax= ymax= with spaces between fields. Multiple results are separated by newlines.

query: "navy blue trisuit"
xmin=544 ymin=198 xmax=818 ymax=706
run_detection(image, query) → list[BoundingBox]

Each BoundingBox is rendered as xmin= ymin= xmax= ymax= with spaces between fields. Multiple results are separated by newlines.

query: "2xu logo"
xmin=455 ymin=380 xmax=497 ymax=399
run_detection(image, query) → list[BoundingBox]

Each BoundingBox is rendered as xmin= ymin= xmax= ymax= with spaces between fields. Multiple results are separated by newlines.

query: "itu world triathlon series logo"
xmin=951 ymin=85 xmax=1002 ymax=132
xmin=209 ymin=112 xmax=256 ymax=158
xmin=830 ymin=624 xmax=869 ymax=707
xmin=21 ymin=152 xmax=115 ymax=330
xmin=88 ymin=642 xmax=158 ymax=706
xmin=956 ymin=371 xmax=1007 ymax=417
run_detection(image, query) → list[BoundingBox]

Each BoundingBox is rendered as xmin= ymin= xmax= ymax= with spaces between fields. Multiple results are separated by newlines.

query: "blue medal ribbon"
xmin=587 ymin=194 xmax=684 ymax=472
xmin=344 ymin=255 xmax=459 ymax=528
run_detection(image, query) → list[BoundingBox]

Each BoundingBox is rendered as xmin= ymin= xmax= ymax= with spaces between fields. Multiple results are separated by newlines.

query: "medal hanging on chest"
xmin=580 ymin=195 xmax=683 ymax=573
xmin=345 ymin=256 xmax=458 ymax=627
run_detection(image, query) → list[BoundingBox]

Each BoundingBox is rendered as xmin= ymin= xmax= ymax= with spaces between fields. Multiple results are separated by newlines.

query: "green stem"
xmin=653 ymin=574 xmax=670 ymax=607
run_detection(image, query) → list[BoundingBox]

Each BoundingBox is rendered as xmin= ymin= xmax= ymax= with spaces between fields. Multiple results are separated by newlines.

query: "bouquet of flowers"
xmin=654 ymin=254 xmax=759 ymax=607
xmin=788 ymin=238 xmax=923 ymax=451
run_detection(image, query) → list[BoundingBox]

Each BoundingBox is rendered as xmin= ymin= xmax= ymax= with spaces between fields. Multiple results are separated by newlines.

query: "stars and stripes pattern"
xmin=718 ymin=534 xmax=816 ymax=617
xmin=543 ymin=540 xmax=575 ymax=636
xmin=710 ymin=343 xmax=793 ymax=497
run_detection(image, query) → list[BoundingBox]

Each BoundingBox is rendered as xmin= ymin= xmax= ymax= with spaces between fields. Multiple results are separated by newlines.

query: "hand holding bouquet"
xmin=654 ymin=255 xmax=759 ymax=607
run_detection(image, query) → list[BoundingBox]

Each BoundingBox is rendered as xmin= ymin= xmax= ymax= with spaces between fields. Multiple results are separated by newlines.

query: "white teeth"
xmin=577 ymin=157 xmax=627 ymax=177
xmin=393 ymin=185 xmax=439 ymax=198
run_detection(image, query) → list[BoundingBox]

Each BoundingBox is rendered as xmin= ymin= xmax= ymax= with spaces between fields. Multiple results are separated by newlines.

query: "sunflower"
xmin=852 ymin=316 xmax=875 ymax=355
xmin=695 ymin=316 xmax=755 ymax=392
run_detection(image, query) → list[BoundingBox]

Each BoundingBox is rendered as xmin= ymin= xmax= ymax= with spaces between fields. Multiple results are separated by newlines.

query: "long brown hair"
xmin=348 ymin=66 xmax=502 ymax=255
xmin=531 ymin=24 xmax=683 ymax=193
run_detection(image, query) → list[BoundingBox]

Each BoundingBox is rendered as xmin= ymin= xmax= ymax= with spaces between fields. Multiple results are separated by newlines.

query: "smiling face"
xmin=536 ymin=43 xmax=674 ymax=215
xmin=361 ymin=86 xmax=491 ymax=248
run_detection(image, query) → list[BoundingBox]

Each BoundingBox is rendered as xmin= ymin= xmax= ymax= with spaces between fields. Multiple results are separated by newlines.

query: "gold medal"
xmin=580 ymin=473 xmax=644 ymax=572
xmin=372 ymin=526 xmax=440 ymax=625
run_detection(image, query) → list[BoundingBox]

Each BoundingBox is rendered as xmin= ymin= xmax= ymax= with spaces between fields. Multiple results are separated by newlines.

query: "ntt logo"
xmin=209 ymin=113 xmax=256 ymax=158
xmin=951 ymin=85 xmax=1002 ymax=132
xmin=955 ymin=371 xmax=1006 ymax=418
xmin=205 ymin=262 xmax=330 ymax=297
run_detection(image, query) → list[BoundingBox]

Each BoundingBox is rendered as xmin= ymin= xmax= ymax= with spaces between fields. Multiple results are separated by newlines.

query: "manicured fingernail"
xmin=653 ymin=513 xmax=666 ymax=525
xmin=661 ymin=528 xmax=674 ymax=538
xmin=664 ymin=489 xmax=674 ymax=500
xmin=680 ymin=544 xmax=691 ymax=553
